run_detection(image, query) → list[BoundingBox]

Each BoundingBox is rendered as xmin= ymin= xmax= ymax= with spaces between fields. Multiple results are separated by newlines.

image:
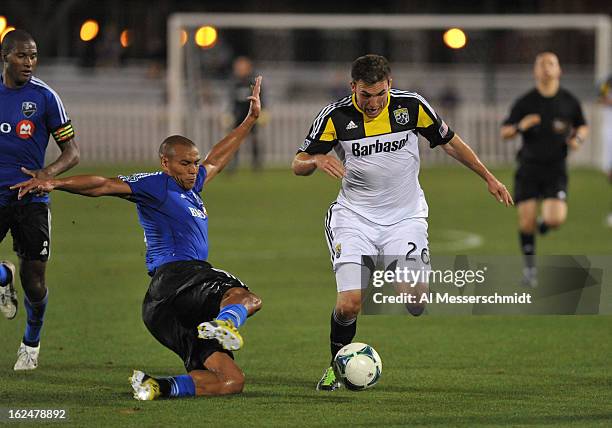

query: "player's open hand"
xmin=10 ymin=167 xmax=56 ymax=200
xmin=247 ymin=75 xmax=262 ymax=120
xmin=314 ymin=154 xmax=345 ymax=179
xmin=486 ymin=176 xmax=513 ymax=207
xmin=518 ymin=114 xmax=541 ymax=132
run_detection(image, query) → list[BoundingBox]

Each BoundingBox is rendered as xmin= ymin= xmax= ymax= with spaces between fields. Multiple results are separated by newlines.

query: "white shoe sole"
xmin=197 ymin=321 xmax=242 ymax=351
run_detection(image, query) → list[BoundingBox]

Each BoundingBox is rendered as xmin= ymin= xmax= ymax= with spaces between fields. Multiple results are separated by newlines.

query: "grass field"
xmin=1 ymin=166 xmax=611 ymax=427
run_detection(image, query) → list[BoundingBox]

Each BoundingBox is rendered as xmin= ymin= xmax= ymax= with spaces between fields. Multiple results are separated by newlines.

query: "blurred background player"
xmin=501 ymin=52 xmax=589 ymax=287
xmin=292 ymin=54 xmax=512 ymax=391
xmin=0 ymin=29 xmax=80 ymax=370
xmin=227 ymin=56 xmax=262 ymax=172
xmin=598 ymin=74 xmax=612 ymax=227
xmin=13 ymin=77 xmax=263 ymax=400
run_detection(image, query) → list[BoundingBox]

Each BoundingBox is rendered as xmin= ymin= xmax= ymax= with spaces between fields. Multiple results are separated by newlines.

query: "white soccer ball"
xmin=333 ymin=342 xmax=382 ymax=390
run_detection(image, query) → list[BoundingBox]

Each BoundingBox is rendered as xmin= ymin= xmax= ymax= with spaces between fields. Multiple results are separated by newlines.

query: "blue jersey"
xmin=120 ymin=166 xmax=209 ymax=275
xmin=0 ymin=75 xmax=74 ymax=206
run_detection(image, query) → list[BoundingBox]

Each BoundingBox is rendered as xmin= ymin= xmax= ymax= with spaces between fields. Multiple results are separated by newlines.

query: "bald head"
xmin=159 ymin=135 xmax=196 ymax=159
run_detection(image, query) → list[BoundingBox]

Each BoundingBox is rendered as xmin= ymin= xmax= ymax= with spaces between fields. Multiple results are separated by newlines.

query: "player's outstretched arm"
xmin=292 ymin=152 xmax=345 ymax=178
xmin=442 ymin=134 xmax=514 ymax=207
xmin=10 ymin=167 xmax=131 ymax=199
xmin=202 ymin=76 xmax=262 ymax=184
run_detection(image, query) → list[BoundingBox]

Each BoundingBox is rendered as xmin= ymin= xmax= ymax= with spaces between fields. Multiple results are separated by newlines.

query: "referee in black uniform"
xmin=501 ymin=52 xmax=589 ymax=287
xmin=228 ymin=56 xmax=261 ymax=171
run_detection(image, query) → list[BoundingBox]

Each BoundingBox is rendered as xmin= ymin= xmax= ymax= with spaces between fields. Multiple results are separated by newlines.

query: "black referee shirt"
xmin=503 ymin=88 xmax=586 ymax=166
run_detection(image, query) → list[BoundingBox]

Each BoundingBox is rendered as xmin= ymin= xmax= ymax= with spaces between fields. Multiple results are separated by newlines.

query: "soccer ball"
xmin=333 ymin=342 xmax=382 ymax=390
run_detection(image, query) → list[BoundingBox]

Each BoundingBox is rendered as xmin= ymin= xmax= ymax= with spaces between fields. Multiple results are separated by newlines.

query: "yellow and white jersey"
xmin=298 ymin=89 xmax=454 ymax=225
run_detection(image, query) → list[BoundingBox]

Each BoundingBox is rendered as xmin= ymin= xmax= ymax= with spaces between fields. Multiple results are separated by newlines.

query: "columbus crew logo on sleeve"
xmin=393 ymin=107 xmax=409 ymax=125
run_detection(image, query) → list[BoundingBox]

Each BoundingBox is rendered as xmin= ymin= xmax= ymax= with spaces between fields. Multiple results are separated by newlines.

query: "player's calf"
xmin=195 ymin=352 xmax=245 ymax=395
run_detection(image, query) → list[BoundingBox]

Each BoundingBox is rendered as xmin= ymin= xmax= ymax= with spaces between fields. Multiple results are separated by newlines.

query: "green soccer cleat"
xmin=0 ymin=261 xmax=18 ymax=320
xmin=197 ymin=319 xmax=243 ymax=351
xmin=130 ymin=370 xmax=161 ymax=401
xmin=316 ymin=366 xmax=342 ymax=391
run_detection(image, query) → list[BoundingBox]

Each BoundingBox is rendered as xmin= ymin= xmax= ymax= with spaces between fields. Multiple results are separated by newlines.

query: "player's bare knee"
xmin=222 ymin=288 xmax=262 ymax=314
xmin=246 ymin=292 xmax=262 ymax=314
xmin=543 ymin=216 xmax=565 ymax=228
xmin=19 ymin=261 xmax=47 ymax=301
xmin=336 ymin=298 xmax=361 ymax=320
xmin=222 ymin=372 xmax=245 ymax=395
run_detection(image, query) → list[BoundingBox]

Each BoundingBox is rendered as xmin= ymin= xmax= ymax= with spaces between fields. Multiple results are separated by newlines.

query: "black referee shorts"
xmin=0 ymin=203 xmax=51 ymax=261
xmin=142 ymin=260 xmax=249 ymax=372
xmin=514 ymin=163 xmax=568 ymax=204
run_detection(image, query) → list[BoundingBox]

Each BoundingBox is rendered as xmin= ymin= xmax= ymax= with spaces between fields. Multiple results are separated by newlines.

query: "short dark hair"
xmin=1 ymin=29 xmax=35 ymax=58
xmin=351 ymin=54 xmax=391 ymax=85
xmin=159 ymin=135 xmax=196 ymax=158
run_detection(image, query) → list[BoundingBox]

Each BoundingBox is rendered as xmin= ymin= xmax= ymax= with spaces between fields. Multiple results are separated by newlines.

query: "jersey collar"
xmin=351 ymin=91 xmax=391 ymax=121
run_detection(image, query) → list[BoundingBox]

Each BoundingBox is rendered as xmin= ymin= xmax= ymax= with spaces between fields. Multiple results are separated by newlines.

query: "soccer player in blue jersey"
xmin=13 ymin=77 xmax=263 ymax=400
xmin=0 ymin=29 xmax=80 ymax=370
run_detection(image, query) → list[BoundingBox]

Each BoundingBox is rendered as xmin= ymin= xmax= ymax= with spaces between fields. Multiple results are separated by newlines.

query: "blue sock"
xmin=0 ymin=264 xmax=11 ymax=286
xmin=217 ymin=303 xmax=248 ymax=328
xmin=23 ymin=291 xmax=48 ymax=347
xmin=166 ymin=375 xmax=196 ymax=398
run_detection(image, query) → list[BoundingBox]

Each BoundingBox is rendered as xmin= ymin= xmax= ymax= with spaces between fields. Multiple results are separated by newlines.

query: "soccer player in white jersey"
xmin=292 ymin=54 xmax=513 ymax=390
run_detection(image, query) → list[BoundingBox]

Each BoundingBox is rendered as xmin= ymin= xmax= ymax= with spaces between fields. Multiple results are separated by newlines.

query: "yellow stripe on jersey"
xmin=320 ymin=117 xmax=337 ymax=141
xmin=417 ymin=104 xmax=433 ymax=129
xmin=363 ymin=108 xmax=391 ymax=136
xmin=351 ymin=93 xmax=392 ymax=137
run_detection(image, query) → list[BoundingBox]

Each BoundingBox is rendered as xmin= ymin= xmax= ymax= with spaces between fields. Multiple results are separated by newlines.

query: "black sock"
xmin=519 ymin=232 xmax=536 ymax=269
xmin=155 ymin=377 xmax=171 ymax=397
xmin=330 ymin=309 xmax=357 ymax=363
xmin=538 ymin=218 xmax=550 ymax=235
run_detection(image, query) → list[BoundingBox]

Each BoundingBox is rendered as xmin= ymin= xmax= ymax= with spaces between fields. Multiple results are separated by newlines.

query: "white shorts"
xmin=324 ymin=203 xmax=431 ymax=292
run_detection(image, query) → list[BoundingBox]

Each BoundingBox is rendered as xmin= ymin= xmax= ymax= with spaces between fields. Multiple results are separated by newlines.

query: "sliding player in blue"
xmin=13 ymin=78 xmax=263 ymax=399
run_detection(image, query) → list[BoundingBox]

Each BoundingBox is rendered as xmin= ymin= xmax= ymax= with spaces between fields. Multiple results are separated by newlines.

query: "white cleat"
xmin=197 ymin=319 xmax=243 ymax=351
xmin=0 ymin=260 xmax=18 ymax=320
xmin=129 ymin=370 xmax=161 ymax=401
xmin=14 ymin=342 xmax=40 ymax=371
